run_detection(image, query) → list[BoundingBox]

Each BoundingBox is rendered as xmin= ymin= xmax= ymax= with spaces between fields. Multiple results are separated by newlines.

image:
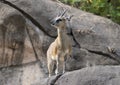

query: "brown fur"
xmin=47 ymin=19 xmax=72 ymax=77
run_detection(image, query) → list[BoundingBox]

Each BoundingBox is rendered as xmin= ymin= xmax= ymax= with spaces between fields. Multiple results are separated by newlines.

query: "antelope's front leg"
xmin=48 ymin=59 xmax=54 ymax=77
xmin=56 ymin=56 xmax=65 ymax=75
xmin=63 ymin=60 xmax=66 ymax=74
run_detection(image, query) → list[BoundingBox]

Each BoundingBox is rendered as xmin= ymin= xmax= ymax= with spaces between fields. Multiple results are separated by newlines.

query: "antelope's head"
xmin=51 ymin=9 xmax=73 ymax=29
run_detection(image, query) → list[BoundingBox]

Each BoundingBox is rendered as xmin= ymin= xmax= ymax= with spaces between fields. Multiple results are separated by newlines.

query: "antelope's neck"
xmin=57 ymin=28 xmax=66 ymax=46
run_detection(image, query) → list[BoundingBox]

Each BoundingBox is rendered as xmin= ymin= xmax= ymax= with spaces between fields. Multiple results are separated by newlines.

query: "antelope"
xmin=47 ymin=10 xmax=72 ymax=77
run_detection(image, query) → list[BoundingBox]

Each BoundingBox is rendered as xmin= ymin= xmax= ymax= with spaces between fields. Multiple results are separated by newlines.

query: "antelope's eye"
xmin=56 ymin=19 xmax=62 ymax=23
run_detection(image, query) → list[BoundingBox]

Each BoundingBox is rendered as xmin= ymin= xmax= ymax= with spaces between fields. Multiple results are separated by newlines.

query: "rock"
xmin=0 ymin=3 xmax=48 ymax=77
xmin=0 ymin=62 xmax=46 ymax=85
xmin=31 ymin=66 xmax=120 ymax=85
xmin=1 ymin=65 xmax=120 ymax=85
xmin=0 ymin=0 xmax=120 ymax=81
xmin=55 ymin=66 xmax=120 ymax=85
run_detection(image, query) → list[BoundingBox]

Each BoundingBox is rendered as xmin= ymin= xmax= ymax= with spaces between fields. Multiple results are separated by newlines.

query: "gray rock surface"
xmin=0 ymin=0 xmax=120 ymax=85
xmin=1 ymin=65 xmax=120 ymax=85
xmin=0 ymin=62 xmax=45 ymax=85
xmin=32 ymin=66 xmax=120 ymax=85
xmin=55 ymin=66 xmax=120 ymax=85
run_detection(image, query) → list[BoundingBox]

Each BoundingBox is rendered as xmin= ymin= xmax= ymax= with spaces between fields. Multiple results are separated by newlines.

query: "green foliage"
xmin=60 ymin=0 xmax=120 ymax=24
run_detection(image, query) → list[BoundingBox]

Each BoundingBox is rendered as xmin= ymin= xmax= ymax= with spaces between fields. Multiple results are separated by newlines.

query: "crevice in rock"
xmin=86 ymin=49 xmax=120 ymax=64
xmin=67 ymin=25 xmax=120 ymax=64
xmin=67 ymin=21 xmax=81 ymax=48
xmin=0 ymin=0 xmax=56 ymax=38
xmin=25 ymin=26 xmax=40 ymax=64
xmin=0 ymin=60 xmax=39 ymax=70
xmin=49 ymin=74 xmax=62 ymax=85
xmin=25 ymin=26 xmax=46 ymax=75
xmin=1 ymin=25 xmax=7 ymax=65
xmin=67 ymin=21 xmax=120 ymax=64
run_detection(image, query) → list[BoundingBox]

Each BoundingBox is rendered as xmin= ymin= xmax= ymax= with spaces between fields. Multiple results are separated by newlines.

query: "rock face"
xmin=0 ymin=0 xmax=120 ymax=85
xmin=1 ymin=66 xmax=120 ymax=85
xmin=27 ymin=66 xmax=120 ymax=85
xmin=0 ymin=62 xmax=45 ymax=85
xmin=55 ymin=66 xmax=120 ymax=85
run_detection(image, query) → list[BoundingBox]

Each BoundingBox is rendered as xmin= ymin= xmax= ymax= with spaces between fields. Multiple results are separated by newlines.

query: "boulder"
xmin=0 ymin=0 xmax=120 ymax=80
xmin=0 ymin=62 xmax=45 ymax=85
xmin=1 ymin=66 xmax=120 ymax=85
xmin=55 ymin=66 xmax=120 ymax=85
xmin=32 ymin=66 xmax=120 ymax=85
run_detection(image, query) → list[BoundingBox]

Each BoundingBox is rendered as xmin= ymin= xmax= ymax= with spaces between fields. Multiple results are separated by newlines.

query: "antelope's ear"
xmin=66 ymin=15 xmax=74 ymax=21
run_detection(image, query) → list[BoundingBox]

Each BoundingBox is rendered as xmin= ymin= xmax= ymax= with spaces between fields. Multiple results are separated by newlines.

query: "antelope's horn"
xmin=60 ymin=9 xmax=68 ymax=17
